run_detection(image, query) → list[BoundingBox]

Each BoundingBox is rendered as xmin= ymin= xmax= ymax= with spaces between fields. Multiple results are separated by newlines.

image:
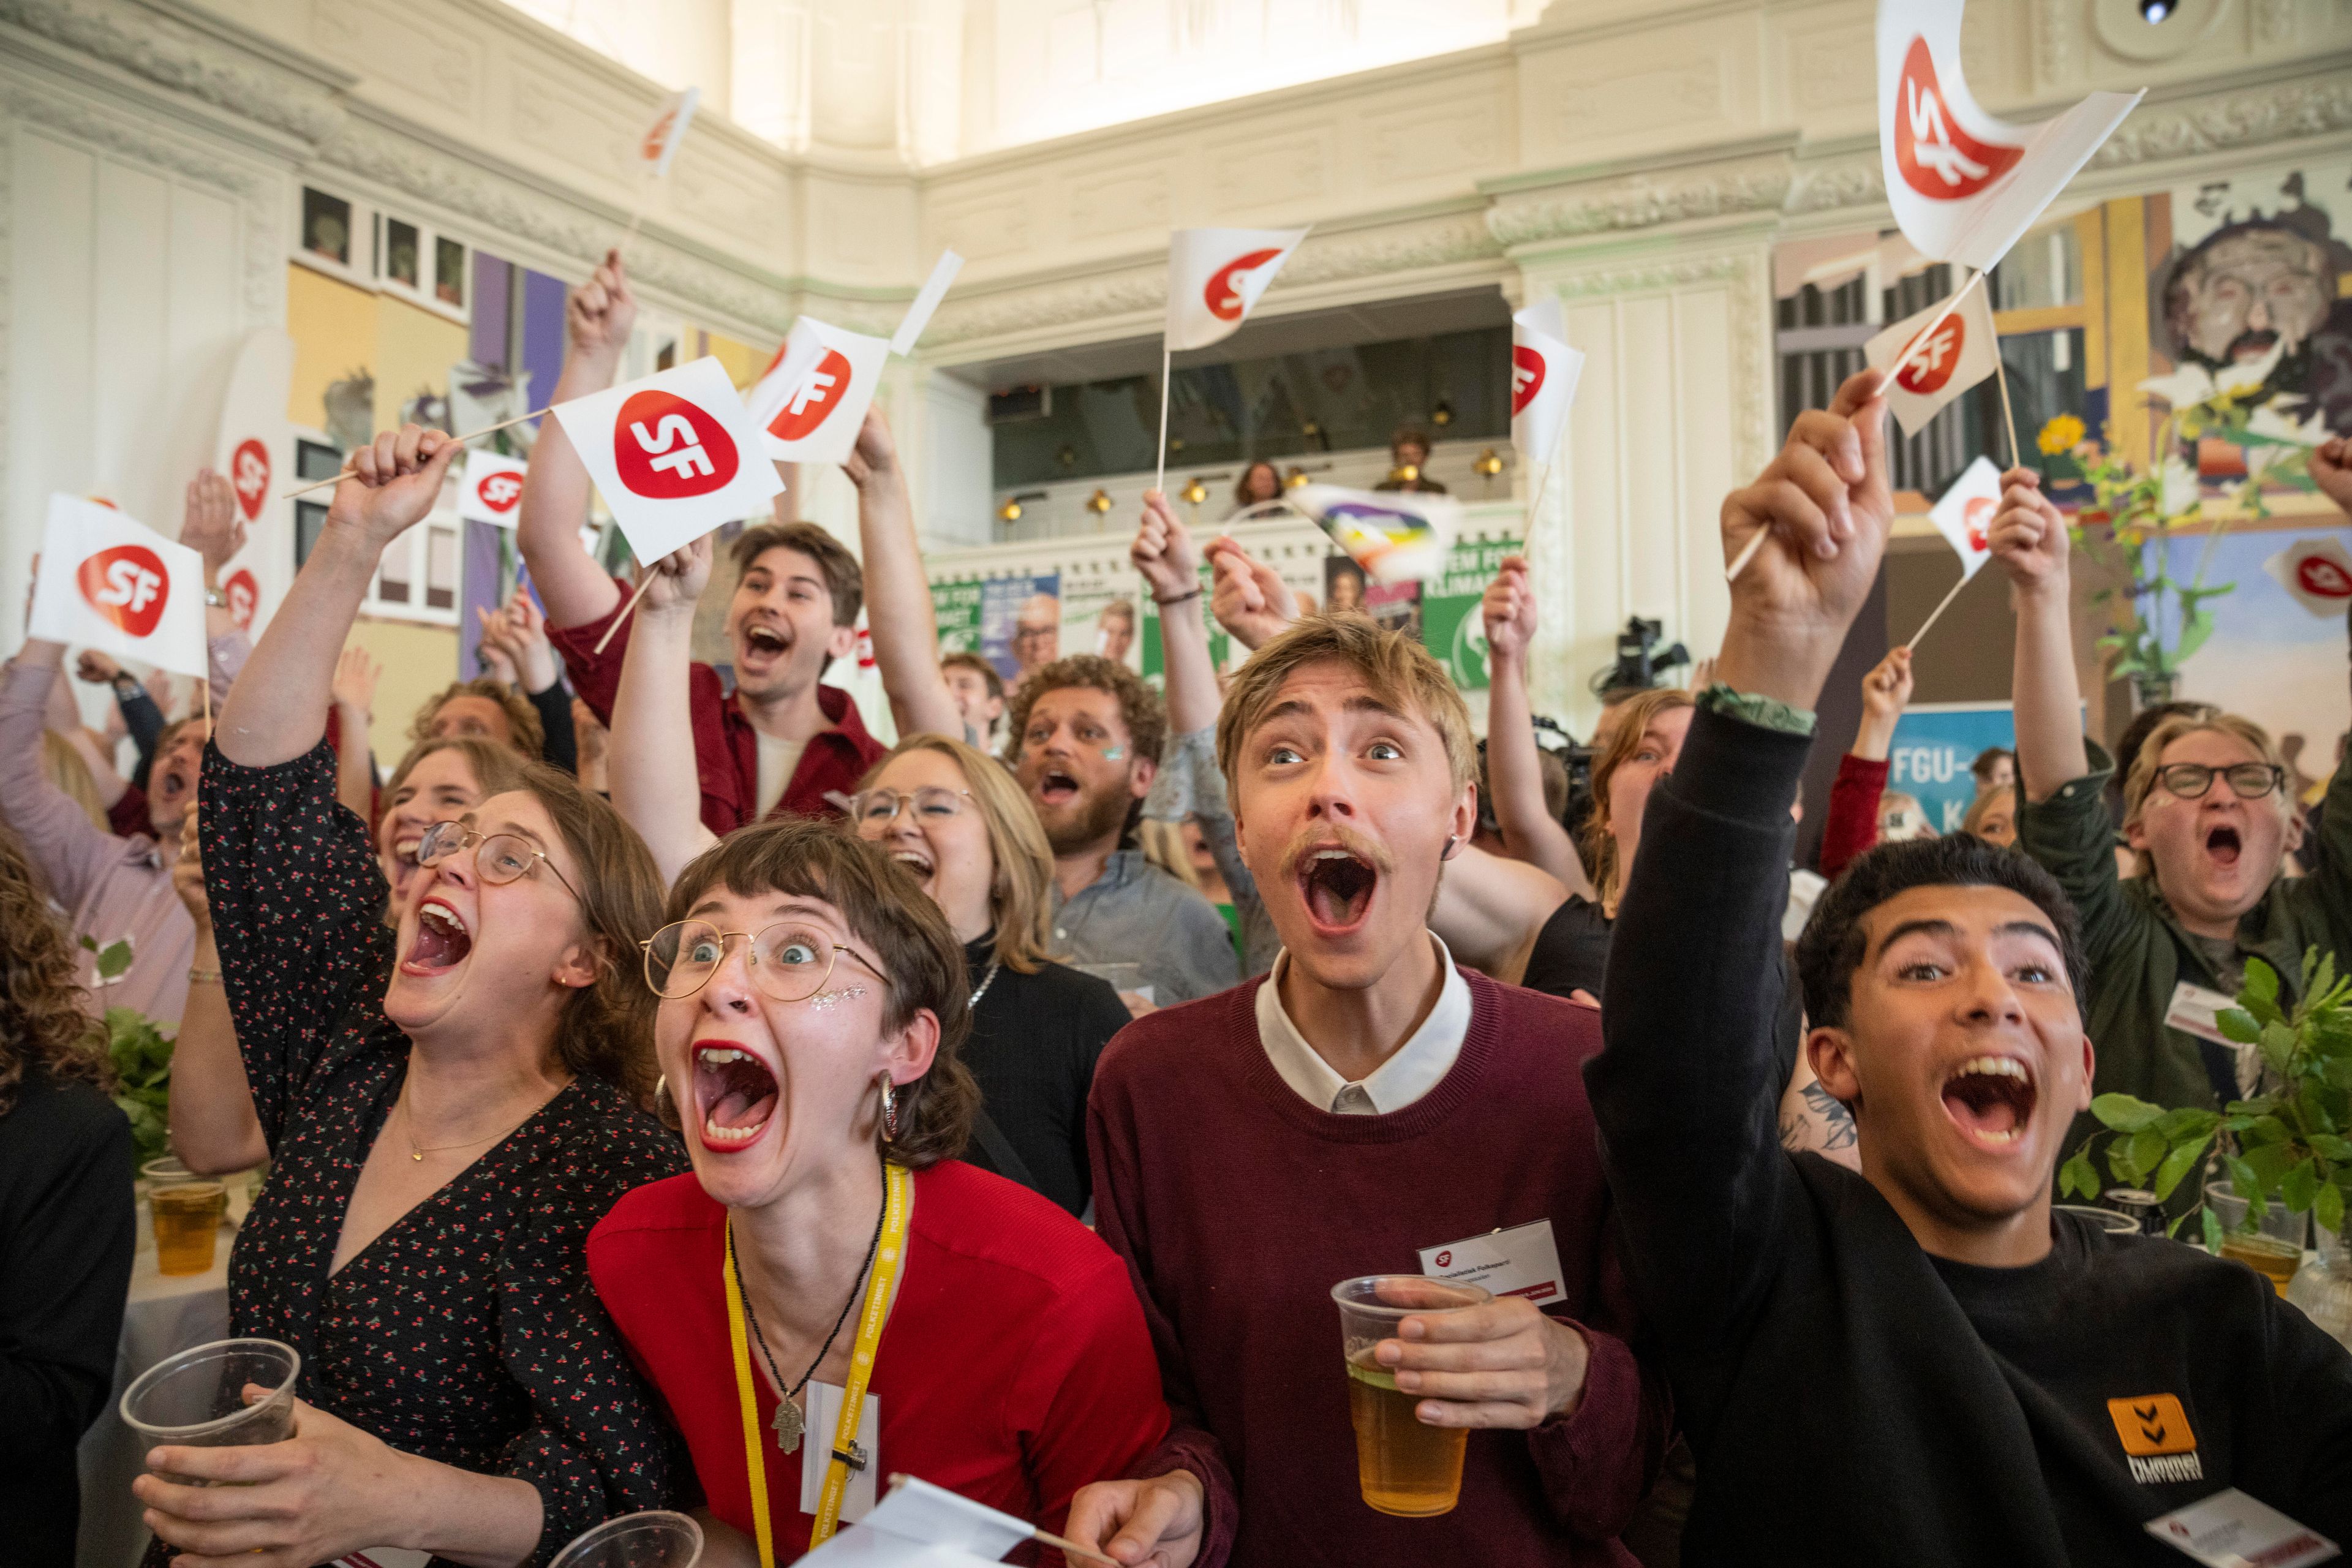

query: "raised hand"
xmin=2312 ymin=435 xmax=2351 ymax=518
xmin=1987 ymin=467 xmax=2069 ymax=598
xmin=172 ymin=796 xmax=209 ymax=930
xmin=1205 ymin=535 xmax=1295 ymax=651
xmin=499 ymin=588 xmax=558 ymax=691
xmin=181 ymin=468 xmax=248 ymax=578
xmin=331 ymin=646 xmax=380 ymax=718
xmin=639 ymin=533 xmax=714 ymax=620
xmin=566 ymin=249 xmax=637 ymax=369
xmin=843 ymin=404 xmax=900 ymax=490
xmin=1480 ymin=554 xmax=1537 ymax=664
xmin=1131 ymin=491 xmax=1200 ymax=604
xmin=1860 ymin=646 xmax=1914 ymax=725
xmin=326 ymin=426 xmax=461 ymax=548
xmin=76 ymin=649 xmax=124 ymax=687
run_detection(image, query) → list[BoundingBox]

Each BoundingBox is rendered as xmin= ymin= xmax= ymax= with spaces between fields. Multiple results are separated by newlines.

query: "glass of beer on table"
xmin=1330 ymin=1275 xmax=1491 ymax=1517
xmin=2206 ymin=1186 xmax=2309 ymax=1295
xmin=121 ymin=1338 xmax=301 ymax=1484
xmin=149 ymin=1176 xmax=227 ymax=1276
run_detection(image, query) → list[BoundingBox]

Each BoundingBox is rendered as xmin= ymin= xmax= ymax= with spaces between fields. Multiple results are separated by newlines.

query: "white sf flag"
xmin=458 ymin=451 xmax=529 ymax=528
xmin=1510 ymin=296 xmax=1585 ymax=466
xmin=2266 ymin=538 xmax=2352 ymax=618
xmin=746 ymin=317 xmax=894 ymax=466
xmin=551 ymin=357 xmax=782 ymax=566
xmin=798 ymin=1474 xmax=1031 ymax=1566
xmin=29 ymin=496 xmax=209 ymax=678
xmin=1878 ymin=0 xmax=2140 ymax=273
xmin=1927 ymin=456 xmax=2003 ymax=582
xmin=1864 ymin=277 xmax=2000 ymax=436
xmin=638 ymin=87 xmax=700 ymax=179
xmin=1166 ymin=227 xmax=1310 ymax=352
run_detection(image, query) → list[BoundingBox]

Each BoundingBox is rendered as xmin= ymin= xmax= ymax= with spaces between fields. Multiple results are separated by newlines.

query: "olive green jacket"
xmin=2016 ymin=745 xmax=2352 ymax=1140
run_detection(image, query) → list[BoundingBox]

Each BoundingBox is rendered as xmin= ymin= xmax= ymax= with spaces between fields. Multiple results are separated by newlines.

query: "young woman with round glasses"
xmin=848 ymin=734 xmax=1131 ymax=1216
xmin=587 ymin=817 xmax=1167 ymax=1564
xmin=141 ymin=426 xmax=687 ymax=1567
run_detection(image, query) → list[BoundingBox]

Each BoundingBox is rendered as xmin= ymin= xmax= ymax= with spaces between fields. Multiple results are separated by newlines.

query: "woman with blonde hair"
xmin=850 ymin=733 xmax=1130 ymax=1215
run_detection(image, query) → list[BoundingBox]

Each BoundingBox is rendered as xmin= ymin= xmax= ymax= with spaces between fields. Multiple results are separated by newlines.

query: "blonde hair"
xmin=1215 ymin=613 xmax=1476 ymax=798
xmin=1137 ymin=819 xmax=1199 ymax=891
xmin=2120 ymin=713 xmax=2291 ymax=881
xmin=858 ymin=734 xmax=1057 ymax=976
xmin=42 ymin=733 xmax=108 ymax=833
xmin=1580 ymin=687 xmax=1695 ymax=910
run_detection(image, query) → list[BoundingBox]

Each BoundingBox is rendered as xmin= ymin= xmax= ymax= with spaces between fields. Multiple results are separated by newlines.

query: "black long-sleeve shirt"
xmin=524 ymin=679 xmax=576 ymax=777
xmin=958 ymin=936 xmax=1129 ymax=1216
xmin=1589 ymin=703 xmax=2352 ymax=1566
xmin=0 ymin=1066 xmax=134 ymax=1566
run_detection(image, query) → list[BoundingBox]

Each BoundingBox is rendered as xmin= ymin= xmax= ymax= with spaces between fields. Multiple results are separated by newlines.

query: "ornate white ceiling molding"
xmin=1486 ymin=156 xmax=1793 ymax=249
xmin=2090 ymin=69 xmax=2352 ymax=167
xmin=0 ymin=0 xmax=344 ymax=146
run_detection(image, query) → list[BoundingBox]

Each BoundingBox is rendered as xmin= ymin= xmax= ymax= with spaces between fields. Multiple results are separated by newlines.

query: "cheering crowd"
xmin=7 ymin=252 xmax=2352 ymax=1568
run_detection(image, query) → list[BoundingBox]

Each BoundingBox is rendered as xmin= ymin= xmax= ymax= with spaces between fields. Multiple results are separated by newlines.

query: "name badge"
xmin=799 ymin=1381 xmax=880 ymax=1523
xmin=1417 ymin=1219 xmax=1566 ymax=1305
xmin=2146 ymin=1488 xmax=2337 ymax=1568
xmin=2165 ymin=981 xmax=2241 ymax=1047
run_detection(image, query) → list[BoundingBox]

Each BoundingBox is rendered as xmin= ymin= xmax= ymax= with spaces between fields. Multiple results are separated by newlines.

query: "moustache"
xmin=1278 ymin=825 xmax=1396 ymax=882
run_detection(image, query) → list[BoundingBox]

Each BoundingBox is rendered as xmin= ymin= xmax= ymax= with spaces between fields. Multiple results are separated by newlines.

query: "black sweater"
xmin=0 ymin=1066 xmax=135 ymax=1565
xmin=959 ymin=937 xmax=1131 ymax=1216
xmin=1589 ymin=705 xmax=2352 ymax=1565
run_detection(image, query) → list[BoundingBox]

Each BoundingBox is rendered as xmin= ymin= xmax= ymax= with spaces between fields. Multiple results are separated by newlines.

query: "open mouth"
xmin=2228 ymin=330 xmax=2280 ymax=361
xmin=1298 ymin=846 xmax=1378 ymax=935
xmin=1037 ymin=769 xmax=1081 ymax=807
xmin=2206 ymin=824 xmax=2242 ymax=869
xmin=889 ymin=848 xmax=935 ymax=880
xmin=154 ymin=763 xmax=192 ymax=804
xmin=741 ymin=624 xmax=789 ymax=665
xmin=692 ymin=1042 xmax=780 ymax=1150
xmin=402 ymin=897 xmax=473 ymax=975
xmin=1940 ymin=1055 xmax=2038 ymax=1148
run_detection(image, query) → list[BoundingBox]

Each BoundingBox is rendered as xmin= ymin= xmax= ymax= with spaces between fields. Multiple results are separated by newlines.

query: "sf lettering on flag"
xmin=1926 ymin=456 xmax=2003 ymax=582
xmin=229 ymin=438 xmax=271 ymax=524
xmin=550 ymin=357 xmax=781 ymax=566
xmin=638 ymin=86 xmax=700 ymax=179
xmin=1164 ymin=227 xmax=1310 ymax=352
xmin=29 ymin=494 xmax=211 ymax=677
xmin=458 ymin=452 xmax=530 ymax=527
xmin=1864 ymin=277 xmax=1999 ymax=437
xmin=2265 ymin=537 xmax=2352 ymax=618
xmin=1509 ymin=295 xmax=1584 ymax=466
xmin=747 ymin=317 xmax=892 ymax=466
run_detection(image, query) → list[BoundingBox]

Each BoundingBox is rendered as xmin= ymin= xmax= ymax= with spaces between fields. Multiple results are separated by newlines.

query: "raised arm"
xmin=1996 ymin=470 xmax=2087 ymax=802
xmin=0 ymin=639 xmax=121 ymax=912
xmin=848 ymin=406 xmax=962 ymax=740
xmin=1591 ymin=369 xmax=1891 ymax=1346
xmin=181 ymin=468 xmax=247 ymax=654
xmin=1480 ymin=556 xmax=1591 ymax=895
xmin=516 ymin=251 xmax=635 ymax=630
xmin=1819 ymin=647 xmax=1910 ymax=881
xmin=1134 ymin=492 xmax=1218 ymax=736
xmin=167 ymin=797 xmax=266 ymax=1175
xmin=1430 ymin=842 xmax=1567 ymax=983
xmin=606 ymin=537 xmax=720 ymax=884
xmin=1204 ymin=536 xmax=1296 ymax=653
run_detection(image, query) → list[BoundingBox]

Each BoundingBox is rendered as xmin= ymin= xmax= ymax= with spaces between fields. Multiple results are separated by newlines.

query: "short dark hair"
xmin=1970 ymin=747 xmax=2013 ymax=783
xmin=1795 ymin=837 xmax=2087 ymax=1030
xmin=1390 ymin=425 xmax=1432 ymax=454
xmin=665 ymin=818 xmax=977 ymax=1169
xmin=941 ymin=651 xmax=1004 ymax=703
xmin=730 ymin=522 xmax=862 ymax=630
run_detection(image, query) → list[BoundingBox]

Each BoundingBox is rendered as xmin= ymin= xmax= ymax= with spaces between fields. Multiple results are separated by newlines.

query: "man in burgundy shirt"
xmin=517 ymin=249 xmax=881 ymax=841
xmin=1069 ymin=612 xmax=1669 ymax=1568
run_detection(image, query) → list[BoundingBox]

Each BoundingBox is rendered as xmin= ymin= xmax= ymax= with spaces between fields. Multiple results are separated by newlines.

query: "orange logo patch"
xmin=2108 ymin=1395 xmax=2195 ymax=1457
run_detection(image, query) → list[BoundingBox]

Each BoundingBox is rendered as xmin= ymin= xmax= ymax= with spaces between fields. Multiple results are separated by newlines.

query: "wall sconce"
xmin=997 ymin=497 xmax=1023 ymax=523
xmin=1086 ymin=488 xmax=1114 ymax=515
xmin=1430 ymin=400 xmax=1454 ymax=428
xmin=1473 ymin=448 xmax=1504 ymax=478
xmin=1180 ymin=477 xmax=1209 ymax=506
xmin=1285 ymin=467 xmax=1310 ymax=489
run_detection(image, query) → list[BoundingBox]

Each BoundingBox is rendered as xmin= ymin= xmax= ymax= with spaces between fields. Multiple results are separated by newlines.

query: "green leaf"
xmin=2320 ymin=1182 xmax=2347 ymax=1240
xmin=2154 ymin=1107 xmax=2222 ymax=1140
xmin=2217 ymin=1007 xmax=2262 ymax=1044
xmin=2152 ymin=1135 xmax=2213 ymax=1202
xmin=78 ymin=933 xmax=97 ymax=952
xmin=2126 ymin=1129 xmax=2167 ymax=1184
xmin=2282 ymin=1158 xmax=2323 ymax=1212
xmin=2173 ymin=610 xmax=2215 ymax=665
xmin=2310 ymin=1133 xmax=2352 ymax=1162
xmin=2090 ymin=1093 xmax=2165 ymax=1134
xmin=2260 ymin=1021 xmax=2299 ymax=1076
xmin=94 ymin=938 xmax=133 ymax=981
xmin=2244 ymin=1114 xmax=2295 ymax=1148
xmin=2245 ymin=1142 xmax=2299 ymax=1190
xmin=2201 ymin=1206 xmax=2225 ymax=1253
xmin=2061 ymin=1152 xmax=2101 ymax=1201
xmin=2226 ymin=1153 xmax=2263 ymax=1199
xmin=2243 ymin=959 xmax=2280 ymax=1006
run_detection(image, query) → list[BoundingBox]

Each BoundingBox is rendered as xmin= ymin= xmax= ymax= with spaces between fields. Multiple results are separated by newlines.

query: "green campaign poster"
xmin=1140 ymin=562 xmax=1228 ymax=686
xmin=1419 ymin=539 xmax=1515 ymax=690
xmin=931 ymin=579 xmax=984 ymax=658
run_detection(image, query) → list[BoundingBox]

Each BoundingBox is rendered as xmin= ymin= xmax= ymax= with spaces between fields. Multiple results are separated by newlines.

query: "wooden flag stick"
xmin=590 ymin=567 xmax=658 ymax=657
xmin=1994 ymin=350 xmax=2024 ymax=471
xmin=1725 ymin=526 xmax=1771 ymax=582
xmin=277 ymin=409 xmax=547 ymax=501
xmin=1908 ymin=569 xmax=1973 ymax=652
xmin=1030 ymin=1526 xmax=1120 ymax=1568
xmin=1153 ymin=345 xmax=1173 ymax=499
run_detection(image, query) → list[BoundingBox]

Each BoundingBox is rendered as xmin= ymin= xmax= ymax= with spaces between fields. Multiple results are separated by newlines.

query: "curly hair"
xmin=410 ymin=678 xmax=546 ymax=761
xmin=1005 ymin=654 xmax=1169 ymax=769
xmin=0 ymin=824 xmax=112 ymax=1118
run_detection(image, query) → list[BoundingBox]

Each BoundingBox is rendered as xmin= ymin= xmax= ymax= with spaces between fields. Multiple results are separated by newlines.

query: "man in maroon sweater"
xmin=1069 ymin=614 xmax=1670 ymax=1568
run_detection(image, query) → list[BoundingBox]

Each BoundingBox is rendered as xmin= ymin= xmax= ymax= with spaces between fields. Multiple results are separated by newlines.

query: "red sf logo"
xmin=1894 ymin=39 xmax=2022 ymax=200
xmin=476 ymin=471 xmax=524 ymax=513
xmin=1898 ymin=316 xmax=1966 ymax=396
xmin=222 ymin=567 xmax=258 ymax=632
xmin=2298 ymin=557 xmax=2352 ymax=600
xmin=641 ymin=108 xmax=677 ymax=162
xmin=767 ymin=350 xmax=853 ymax=442
xmin=1962 ymin=496 xmax=1996 ymax=552
xmin=1204 ymin=248 xmax=1283 ymax=323
xmin=1511 ymin=347 xmax=1546 ymax=417
xmin=1434 ymin=1251 xmax=1451 ymax=1267
xmin=613 ymin=390 xmax=739 ymax=499
xmin=230 ymin=439 xmax=271 ymax=522
xmin=77 ymin=546 xmax=170 ymax=638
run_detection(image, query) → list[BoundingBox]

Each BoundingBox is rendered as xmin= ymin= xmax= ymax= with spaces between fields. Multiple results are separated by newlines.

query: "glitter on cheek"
xmin=806 ymin=985 xmax=869 ymax=1012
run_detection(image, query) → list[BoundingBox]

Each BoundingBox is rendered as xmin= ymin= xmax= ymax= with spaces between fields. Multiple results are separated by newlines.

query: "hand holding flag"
xmin=29 ymin=497 xmax=213 ymax=679
xmin=1865 ymin=274 xmax=2001 ymax=439
xmin=327 ymin=424 xmax=466 ymax=548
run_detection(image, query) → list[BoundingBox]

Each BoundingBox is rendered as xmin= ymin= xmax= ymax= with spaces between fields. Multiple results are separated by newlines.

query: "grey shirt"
xmin=1049 ymin=847 xmax=1240 ymax=1006
xmin=1142 ymin=725 xmax=1280 ymax=977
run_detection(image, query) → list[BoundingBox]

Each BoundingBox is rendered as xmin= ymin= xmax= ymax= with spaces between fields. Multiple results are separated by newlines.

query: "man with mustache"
xmin=516 ymin=250 xmax=882 ymax=850
xmin=0 ymin=469 xmax=249 ymax=1027
xmin=1069 ymin=602 xmax=1667 ymax=1567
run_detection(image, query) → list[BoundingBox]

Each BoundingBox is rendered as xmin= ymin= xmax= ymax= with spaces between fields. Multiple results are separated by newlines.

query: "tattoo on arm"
xmin=1795 ymin=1080 xmax=1857 ymax=1151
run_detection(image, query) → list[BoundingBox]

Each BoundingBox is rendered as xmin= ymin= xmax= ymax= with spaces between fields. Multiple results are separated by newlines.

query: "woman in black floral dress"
xmin=135 ymin=425 xmax=688 ymax=1568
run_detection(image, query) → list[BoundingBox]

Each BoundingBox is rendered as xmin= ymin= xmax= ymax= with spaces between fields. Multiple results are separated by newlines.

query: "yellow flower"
xmin=2038 ymin=413 xmax=2087 ymax=455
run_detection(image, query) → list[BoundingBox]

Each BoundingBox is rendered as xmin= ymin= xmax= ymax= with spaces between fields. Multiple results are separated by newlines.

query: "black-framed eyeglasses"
xmin=640 ymin=919 xmax=887 ymax=1002
xmin=417 ymin=821 xmax=581 ymax=902
xmin=849 ymin=786 xmax=973 ymax=827
xmin=2154 ymin=762 xmax=2284 ymax=802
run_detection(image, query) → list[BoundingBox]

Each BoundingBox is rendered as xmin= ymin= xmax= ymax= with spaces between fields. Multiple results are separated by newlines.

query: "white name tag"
xmin=799 ymin=1381 xmax=881 ymax=1524
xmin=2146 ymin=1488 xmax=2338 ymax=1567
xmin=2165 ymin=981 xmax=2242 ymax=1047
xmin=1417 ymin=1219 xmax=1566 ymax=1306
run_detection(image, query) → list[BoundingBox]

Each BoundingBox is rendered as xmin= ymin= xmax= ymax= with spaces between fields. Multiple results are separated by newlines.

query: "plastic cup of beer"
xmin=548 ymin=1510 xmax=703 ymax=1568
xmin=150 ymin=1178 xmax=227 ymax=1276
xmin=2207 ymin=1187 xmax=2307 ymax=1295
xmin=1331 ymin=1275 xmax=1491 ymax=1518
xmin=121 ymin=1338 xmax=301 ymax=1484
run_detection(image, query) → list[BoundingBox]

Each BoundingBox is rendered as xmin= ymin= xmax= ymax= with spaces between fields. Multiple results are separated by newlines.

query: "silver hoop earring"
xmin=878 ymin=1076 xmax=900 ymax=1144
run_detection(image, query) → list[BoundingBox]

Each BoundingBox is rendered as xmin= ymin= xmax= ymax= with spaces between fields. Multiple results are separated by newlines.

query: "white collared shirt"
xmin=1255 ymin=932 xmax=1472 ymax=1115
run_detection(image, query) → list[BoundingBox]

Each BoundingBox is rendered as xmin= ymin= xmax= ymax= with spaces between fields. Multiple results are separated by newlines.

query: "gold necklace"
xmin=400 ymin=1082 xmax=557 ymax=1161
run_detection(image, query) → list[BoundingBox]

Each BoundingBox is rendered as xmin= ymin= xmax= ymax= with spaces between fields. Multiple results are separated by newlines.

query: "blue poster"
xmin=1888 ymin=703 xmax=2016 ymax=834
xmin=979 ymin=571 xmax=1061 ymax=685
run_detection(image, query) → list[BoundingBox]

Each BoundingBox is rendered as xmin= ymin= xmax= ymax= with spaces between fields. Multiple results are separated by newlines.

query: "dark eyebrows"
xmin=1994 ymin=918 xmax=2065 ymax=951
xmin=1872 ymin=917 xmax=1957 ymax=956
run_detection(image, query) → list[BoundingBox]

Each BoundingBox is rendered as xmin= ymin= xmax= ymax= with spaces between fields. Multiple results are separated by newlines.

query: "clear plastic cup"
xmin=120 ymin=1338 xmax=301 ymax=1483
xmin=548 ymin=1510 xmax=703 ymax=1568
xmin=2207 ymin=1187 xmax=2309 ymax=1295
xmin=1330 ymin=1275 xmax=1491 ymax=1518
xmin=150 ymin=1180 xmax=226 ymax=1276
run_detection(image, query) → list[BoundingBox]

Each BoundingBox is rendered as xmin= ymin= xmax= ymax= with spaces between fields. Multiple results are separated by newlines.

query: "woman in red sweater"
xmin=587 ymin=819 xmax=1168 ymax=1564
xmin=1819 ymin=644 xmax=1913 ymax=880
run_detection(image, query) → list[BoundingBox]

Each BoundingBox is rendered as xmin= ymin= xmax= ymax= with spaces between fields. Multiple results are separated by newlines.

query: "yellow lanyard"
xmin=723 ymin=1161 xmax=913 ymax=1567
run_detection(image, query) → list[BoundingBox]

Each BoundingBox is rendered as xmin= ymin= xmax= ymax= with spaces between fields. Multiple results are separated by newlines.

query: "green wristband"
xmin=1697 ymin=683 xmax=1817 ymax=737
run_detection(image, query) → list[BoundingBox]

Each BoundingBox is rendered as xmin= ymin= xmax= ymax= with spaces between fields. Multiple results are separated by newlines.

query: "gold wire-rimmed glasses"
xmin=416 ymin=821 xmax=581 ymax=902
xmin=848 ymin=786 xmax=974 ymax=827
xmin=639 ymin=919 xmax=887 ymax=1002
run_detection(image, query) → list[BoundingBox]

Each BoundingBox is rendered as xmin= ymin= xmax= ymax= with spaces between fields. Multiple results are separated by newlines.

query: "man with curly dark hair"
xmin=1006 ymin=654 xmax=1236 ymax=1010
xmin=0 ymin=823 xmax=135 ymax=1564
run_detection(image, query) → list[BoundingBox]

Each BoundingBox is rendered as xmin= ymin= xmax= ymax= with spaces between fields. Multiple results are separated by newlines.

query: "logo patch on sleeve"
xmin=2109 ymin=1395 xmax=2203 ymax=1483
